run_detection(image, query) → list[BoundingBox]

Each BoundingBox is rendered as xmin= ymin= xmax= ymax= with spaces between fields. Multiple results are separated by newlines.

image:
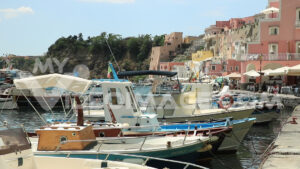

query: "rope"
xmin=105 ymin=39 xmax=121 ymax=72
xmin=60 ymin=94 xmax=67 ymax=116
xmin=41 ymin=95 xmax=54 ymax=119
xmin=20 ymin=90 xmax=47 ymax=125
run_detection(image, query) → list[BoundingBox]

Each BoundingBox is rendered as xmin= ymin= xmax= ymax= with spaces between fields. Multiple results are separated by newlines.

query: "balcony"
xmin=295 ymin=20 xmax=300 ymax=28
xmin=239 ymin=53 xmax=300 ymax=61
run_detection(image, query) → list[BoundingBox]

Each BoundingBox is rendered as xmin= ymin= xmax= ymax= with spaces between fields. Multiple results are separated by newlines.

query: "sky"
xmin=0 ymin=0 xmax=268 ymax=56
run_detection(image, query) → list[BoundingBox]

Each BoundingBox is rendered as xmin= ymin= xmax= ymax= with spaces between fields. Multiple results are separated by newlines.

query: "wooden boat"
xmin=29 ymin=122 xmax=213 ymax=160
xmin=0 ymin=127 xmax=159 ymax=169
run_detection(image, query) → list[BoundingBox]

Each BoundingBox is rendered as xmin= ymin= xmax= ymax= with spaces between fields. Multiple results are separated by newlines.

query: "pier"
xmin=233 ymin=90 xmax=300 ymax=108
xmin=260 ymin=105 xmax=300 ymax=168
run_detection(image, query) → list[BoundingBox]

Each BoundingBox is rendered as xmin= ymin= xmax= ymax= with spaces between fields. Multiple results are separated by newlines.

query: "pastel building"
xmin=192 ymin=51 xmax=213 ymax=62
xmin=242 ymin=0 xmax=300 ymax=83
xmin=149 ymin=32 xmax=183 ymax=71
xmin=159 ymin=62 xmax=190 ymax=80
xmin=159 ymin=62 xmax=185 ymax=71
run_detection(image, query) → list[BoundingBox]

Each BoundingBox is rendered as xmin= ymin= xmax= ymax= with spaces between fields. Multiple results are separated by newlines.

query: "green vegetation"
xmin=44 ymin=32 xmax=165 ymax=78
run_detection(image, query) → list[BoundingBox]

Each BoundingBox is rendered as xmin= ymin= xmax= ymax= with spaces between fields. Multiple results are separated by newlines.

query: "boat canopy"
xmin=14 ymin=73 xmax=92 ymax=93
xmin=117 ymin=70 xmax=177 ymax=77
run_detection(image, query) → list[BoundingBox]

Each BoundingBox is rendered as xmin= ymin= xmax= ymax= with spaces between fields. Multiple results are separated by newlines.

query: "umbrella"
xmin=244 ymin=70 xmax=260 ymax=77
xmin=265 ymin=66 xmax=289 ymax=76
xmin=285 ymin=64 xmax=300 ymax=76
xmin=225 ymin=72 xmax=241 ymax=79
xmin=262 ymin=69 xmax=273 ymax=74
xmin=261 ymin=7 xmax=279 ymax=14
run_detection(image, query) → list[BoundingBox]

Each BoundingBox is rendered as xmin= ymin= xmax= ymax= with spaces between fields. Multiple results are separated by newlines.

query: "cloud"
xmin=79 ymin=0 xmax=135 ymax=4
xmin=0 ymin=7 xmax=34 ymax=19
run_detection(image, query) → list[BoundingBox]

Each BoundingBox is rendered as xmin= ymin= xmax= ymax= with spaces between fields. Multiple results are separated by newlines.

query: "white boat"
xmin=142 ymin=83 xmax=254 ymax=123
xmin=0 ymin=88 xmax=18 ymax=110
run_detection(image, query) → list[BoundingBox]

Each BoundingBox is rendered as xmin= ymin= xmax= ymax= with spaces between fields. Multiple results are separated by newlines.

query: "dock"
xmin=232 ymin=90 xmax=300 ymax=108
xmin=260 ymin=105 xmax=300 ymax=169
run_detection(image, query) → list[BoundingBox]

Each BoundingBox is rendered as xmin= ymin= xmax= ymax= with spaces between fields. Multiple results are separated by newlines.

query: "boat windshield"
xmin=0 ymin=128 xmax=31 ymax=155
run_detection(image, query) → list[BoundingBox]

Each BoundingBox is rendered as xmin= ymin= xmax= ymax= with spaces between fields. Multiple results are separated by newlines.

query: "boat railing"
xmin=63 ymin=151 xmax=209 ymax=169
xmin=58 ymin=130 xmax=206 ymax=152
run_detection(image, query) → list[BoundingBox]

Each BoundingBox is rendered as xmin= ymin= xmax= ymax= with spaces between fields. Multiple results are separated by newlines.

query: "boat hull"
xmin=32 ymin=137 xmax=209 ymax=160
xmin=157 ymin=107 xmax=254 ymax=123
xmin=217 ymin=118 xmax=255 ymax=152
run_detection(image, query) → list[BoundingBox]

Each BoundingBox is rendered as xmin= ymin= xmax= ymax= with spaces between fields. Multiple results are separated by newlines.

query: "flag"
xmin=107 ymin=66 xmax=112 ymax=78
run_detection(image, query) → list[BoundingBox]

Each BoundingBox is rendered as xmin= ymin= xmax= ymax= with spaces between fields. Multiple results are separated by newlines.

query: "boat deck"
xmin=260 ymin=105 xmax=300 ymax=169
xmin=30 ymin=136 xmax=209 ymax=153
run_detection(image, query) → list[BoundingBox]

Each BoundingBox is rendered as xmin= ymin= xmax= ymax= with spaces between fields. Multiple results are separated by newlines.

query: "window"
xmin=211 ymin=65 xmax=216 ymax=71
xmin=230 ymin=67 xmax=233 ymax=71
xmin=269 ymin=26 xmax=279 ymax=35
xmin=223 ymin=65 xmax=227 ymax=71
xmin=125 ymin=86 xmax=138 ymax=112
xmin=60 ymin=136 xmax=68 ymax=143
xmin=235 ymin=66 xmax=239 ymax=71
xmin=108 ymin=88 xmax=124 ymax=105
xmin=269 ymin=43 xmax=278 ymax=55
xmin=297 ymin=8 xmax=300 ymax=21
xmin=296 ymin=41 xmax=300 ymax=54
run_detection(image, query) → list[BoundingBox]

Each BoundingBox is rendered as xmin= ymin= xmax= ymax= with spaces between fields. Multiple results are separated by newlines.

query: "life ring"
xmin=218 ymin=94 xmax=234 ymax=109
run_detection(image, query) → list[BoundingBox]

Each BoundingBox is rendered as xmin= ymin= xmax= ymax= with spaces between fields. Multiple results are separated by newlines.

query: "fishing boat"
xmin=118 ymin=71 xmax=254 ymax=123
xmin=217 ymin=93 xmax=283 ymax=124
xmin=0 ymin=87 xmax=71 ymax=111
xmin=0 ymin=125 xmax=210 ymax=169
xmin=29 ymin=115 xmax=213 ymax=160
xmin=0 ymin=127 xmax=158 ymax=169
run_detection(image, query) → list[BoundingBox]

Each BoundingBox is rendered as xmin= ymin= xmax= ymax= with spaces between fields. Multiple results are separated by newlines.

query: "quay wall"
xmin=260 ymin=104 xmax=300 ymax=169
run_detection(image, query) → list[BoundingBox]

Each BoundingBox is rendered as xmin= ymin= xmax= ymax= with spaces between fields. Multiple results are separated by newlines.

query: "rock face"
xmin=204 ymin=22 xmax=259 ymax=61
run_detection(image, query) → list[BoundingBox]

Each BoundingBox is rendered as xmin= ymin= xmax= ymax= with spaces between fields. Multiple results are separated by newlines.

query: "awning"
xmin=261 ymin=7 xmax=279 ymax=14
xmin=262 ymin=69 xmax=273 ymax=74
xmin=225 ymin=72 xmax=241 ymax=79
xmin=285 ymin=64 xmax=300 ymax=76
xmin=265 ymin=67 xmax=289 ymax=76
xmin=244 ymin=70 xmax=260 ymax=77
xmin=14 ymin=73 xmax=92 ymax=93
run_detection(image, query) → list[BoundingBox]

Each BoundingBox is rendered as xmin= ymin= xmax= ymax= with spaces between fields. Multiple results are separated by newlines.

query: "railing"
xmin=238 ymin=53 xmax=300 ymax=61
xmin=54 ymin=136 xmax=209 ymax=169
xmin=66 ymin=151 xmax=209 ymax=169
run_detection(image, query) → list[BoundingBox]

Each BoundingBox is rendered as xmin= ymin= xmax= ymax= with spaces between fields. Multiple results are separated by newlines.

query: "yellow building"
xmin=192 ymin=51 xmax=213 ymax=62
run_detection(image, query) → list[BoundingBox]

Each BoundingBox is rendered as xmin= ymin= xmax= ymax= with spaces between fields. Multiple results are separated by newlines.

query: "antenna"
xmin=105 ymin=39 xmax=121 ymax=72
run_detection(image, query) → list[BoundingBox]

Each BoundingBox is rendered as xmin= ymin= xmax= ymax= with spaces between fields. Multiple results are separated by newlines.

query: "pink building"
xmin=225 ymin=59 xmax=242 ymax=74
xmin=160 ymin=62 xmax=185 ymax=71
xmin=203 ymin=59 xmax=241 ymax=76
xmin=216 ymin=21 xmax=230 ymax=28
xmin=243 ymin=0 xmax=300 ymax=83
xmin=206 ymin=16 xmax=255 ymax=34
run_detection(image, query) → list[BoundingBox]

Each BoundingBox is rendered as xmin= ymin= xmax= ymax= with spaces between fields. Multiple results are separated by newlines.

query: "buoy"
xmin=218 ymin=94 xmax=234 ymax=109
